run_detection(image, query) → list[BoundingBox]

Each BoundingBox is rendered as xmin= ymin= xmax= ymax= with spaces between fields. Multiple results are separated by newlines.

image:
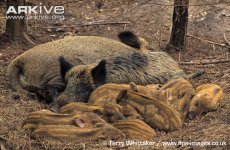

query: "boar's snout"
xmin=59 ymin=77 xmax=94 ymax=103
xmin=50 ymin=95 xmax=70 ymax=112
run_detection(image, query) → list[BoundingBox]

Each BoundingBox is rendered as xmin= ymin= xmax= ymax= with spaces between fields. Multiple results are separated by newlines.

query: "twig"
xmin=0 ymin=135 xmax=7 ymax=141
xmin=60 ymin=0 xmax=83 ymax=5
xmin=147 ymin=1 xmax=230 ymax=7
xmin=223 ymin=33 xmax=230 ymax=47
xmin=187 ymin=34 xmax=230 ymax=48
xmin=31 ymin=21 xmax=131 ymax=29
xmin=223 ymin=69 xmax=230 ymax=73
xmin=166 ymin=43 xmax=183 ymax=51
xmin=179 ymin=59 xmax=230 ymax=65
xmin=127 ymin=0 xmax=152 ymax=14
xmin=179 ymin=52 xmax=181 ymax=62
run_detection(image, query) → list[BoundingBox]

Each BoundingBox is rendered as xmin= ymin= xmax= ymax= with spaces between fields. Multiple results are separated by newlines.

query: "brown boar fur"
xmin=88 ymin=82 xmax=160 ymax=105
xmin=87 ymin=82 xmax=160 ymax=120
xmin=129 ymin=82 xmax=161 ymax=98
xmin=28 ymin=124 xmax=125 ymax=142
xmin=188 ymin=84 xmax=224 ymax=119
xmin=129 ymin=78 xmax=196 ymax=121
xmin=58 ymin=102 xmax=103 ymax=114
xmin=57 ymin=102 xmax=126 ymax=123
xmin=116 ymin=90 xmax=182 ymax=132
xmin=117 ymin=31 xmax=150 ymax=51
xmin=112 ymin=119 xmax=156 ymax=140
xmin=157 ymin=78 xmax=196 ymax=121
xmin=23 ymin=109 xmax=110 ymax=130
xmin=138 ymin=37 xmax=150 ymax=50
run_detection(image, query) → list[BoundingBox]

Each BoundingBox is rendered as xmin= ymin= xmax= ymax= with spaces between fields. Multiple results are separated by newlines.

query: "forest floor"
xmin=0 ymin=0 xmax=230 ymax=149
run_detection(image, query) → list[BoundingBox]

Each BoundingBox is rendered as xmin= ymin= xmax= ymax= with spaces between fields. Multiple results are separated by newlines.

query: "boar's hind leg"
xmin=186 ymin=69 xmax=205 ymax=79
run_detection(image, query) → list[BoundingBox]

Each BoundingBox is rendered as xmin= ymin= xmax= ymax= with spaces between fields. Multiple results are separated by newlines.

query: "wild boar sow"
xmin=8 ymin=35 xmax=138 ymax=98
xmin=8 ymin=33 xmax=186 ymax=106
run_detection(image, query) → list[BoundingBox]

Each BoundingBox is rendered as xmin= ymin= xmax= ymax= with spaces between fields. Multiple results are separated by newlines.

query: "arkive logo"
xmin=6 ymin=4 xmax=65 ymax=20
xmin=6 ymin=5 xmax=64 ymax=15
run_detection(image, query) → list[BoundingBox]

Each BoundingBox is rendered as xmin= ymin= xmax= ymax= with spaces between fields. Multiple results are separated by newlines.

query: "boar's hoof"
xmin=187 ymin=111 xmax=197 ymax=120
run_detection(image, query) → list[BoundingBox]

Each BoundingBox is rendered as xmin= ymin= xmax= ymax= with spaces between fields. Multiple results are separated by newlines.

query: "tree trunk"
xmin=4 ymin=0 xmax=34 ymax=45
xmin=166 ymin=0 xmax=189 ymax=52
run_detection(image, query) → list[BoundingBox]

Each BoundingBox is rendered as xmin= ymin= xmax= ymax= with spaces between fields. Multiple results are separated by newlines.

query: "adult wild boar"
xmin=7 ymin=31 xmax=150 ymax=102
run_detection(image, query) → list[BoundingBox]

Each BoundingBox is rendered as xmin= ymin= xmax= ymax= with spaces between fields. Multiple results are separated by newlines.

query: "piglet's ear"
xmin=91 ymin=60 xmax=107 ymax=85
xmin=116 ymin=90 xmax=128 ymax=103
xmin=59 ymin=56 xmax=73 ymax=80
xmin=130 ymin=82 xmax=138 ymax=92
xmin=214 ymin=88 xmax=221 ymax=95
xmin=75 ymin=118 xmax=85 ymax=128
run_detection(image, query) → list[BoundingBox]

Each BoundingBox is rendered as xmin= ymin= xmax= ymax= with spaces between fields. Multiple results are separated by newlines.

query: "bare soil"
xmin=0 ymin=0 xmax=230 ymax=149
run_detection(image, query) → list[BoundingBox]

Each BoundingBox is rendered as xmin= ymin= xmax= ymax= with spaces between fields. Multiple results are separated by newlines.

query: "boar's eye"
xmin=91 ymin=120 xmax=98 ymax=124
xmin=76 ymin=70 xmax=86 ymax=77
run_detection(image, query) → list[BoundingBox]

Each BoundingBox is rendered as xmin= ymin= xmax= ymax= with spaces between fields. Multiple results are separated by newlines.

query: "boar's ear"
xmin=91 ymin=60 xmax=107 ymax=85
xmin=130 ymin=82 xmax=138 ymax=92
xmin=59 ymin=56 xmax=73 ymax=79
